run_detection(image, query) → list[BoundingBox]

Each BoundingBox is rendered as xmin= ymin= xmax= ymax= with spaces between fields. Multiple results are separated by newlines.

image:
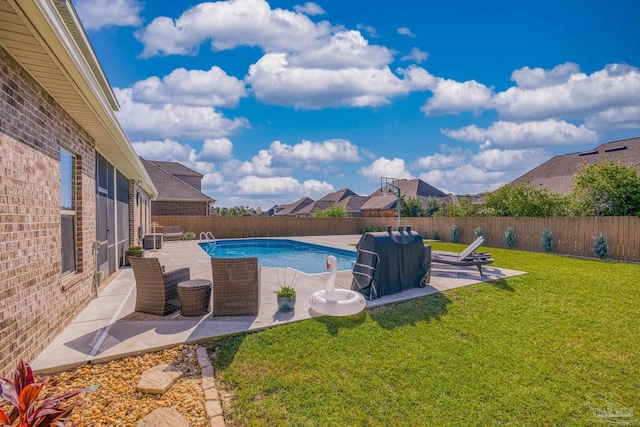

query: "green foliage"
xmin=128 ymin=245 xmax=142 ymax=251
xmin=540 ymin=228 xmax=554 ymax=253
xmin=483 ymin=182 xmax=570 ymax=217
xmin=449 ymin=224 xmax=460 ymax=243
xmin=360 ymin=226 xmax=384 ymax=234
xmin=502 ymin=227 xmax=516 ymax=248
xmin=314 ymin=205 xmax=350 ymax=218
xmin=183 ymin=231 xmax=196 ymax=240
xmin=432 ymin=230 xmax=441 ymax=240
xmin=401 ymin=197 xmax=424 ymax=217
xmin=275 ymin=285 xmax=296 ymax=298
xmin=422 ymin=231 xmax=430 ymax=239
xmin=592 ymin=233 xmax=610 ymax=259
xmin=423 ymin=198 xmax=442 ymax=217
xmin=474 ymin=227 xmax=485 ymax=243
xmin=0 ymin=360 xmax=95 ymax=426
xmin=572 ymin=159 xmax=640 ymax=216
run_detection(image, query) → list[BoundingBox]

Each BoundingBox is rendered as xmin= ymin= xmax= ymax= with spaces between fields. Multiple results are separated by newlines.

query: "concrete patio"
xmin=32 ymin=235 xmax=525 ymax=374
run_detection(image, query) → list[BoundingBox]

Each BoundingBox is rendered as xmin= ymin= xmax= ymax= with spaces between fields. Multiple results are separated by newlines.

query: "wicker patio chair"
xmin=211 ymin=257 xmax=260 ymax=316
xmin=129 ymin=257 xmax=190 ymax=316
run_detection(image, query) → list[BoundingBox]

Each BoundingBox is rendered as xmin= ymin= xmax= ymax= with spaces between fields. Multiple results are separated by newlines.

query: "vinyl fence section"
xmin=152 ymin=216 xmax=640 ymax=262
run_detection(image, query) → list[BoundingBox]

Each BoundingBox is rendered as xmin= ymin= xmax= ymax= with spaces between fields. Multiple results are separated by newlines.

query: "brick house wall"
xmin=152 ymin=201 xmax=209 ymax=216
xmin=0 ymin=46 xmax=96 ymax=375
xmin=129 ymin=181 xmax=151 ymax=246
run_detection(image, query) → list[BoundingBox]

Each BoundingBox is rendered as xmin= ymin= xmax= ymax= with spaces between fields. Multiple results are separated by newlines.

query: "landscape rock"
xmin=136 ymin=364 xmax=183 ymax=394
xmin=136 ymin=407 xmax=189 ymax=427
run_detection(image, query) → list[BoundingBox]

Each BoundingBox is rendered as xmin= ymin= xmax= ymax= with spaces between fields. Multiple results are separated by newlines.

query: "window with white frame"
xmin=61 ymin=147 xmax=76 ymax=275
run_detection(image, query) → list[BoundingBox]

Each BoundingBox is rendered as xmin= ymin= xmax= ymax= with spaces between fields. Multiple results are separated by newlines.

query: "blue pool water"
xmin=199 ymin=239 xmax=356 ymax=274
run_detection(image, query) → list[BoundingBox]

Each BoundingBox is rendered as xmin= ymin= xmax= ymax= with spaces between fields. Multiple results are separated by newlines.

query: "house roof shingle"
xmin=368 ymin=178 xmax=447 ymax=198
xmin=274 ymin=197 xmax=315 ymax=216
xmin=510 ymin=136 xmax=640 ymax=194
xmin=146 ymin=160 xmax=203 ymax=178
xmin=141 ymin=158 xmax=214 ymax=203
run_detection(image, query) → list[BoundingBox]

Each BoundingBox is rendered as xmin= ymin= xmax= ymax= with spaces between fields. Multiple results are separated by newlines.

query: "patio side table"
xmin=177 ymin=279 xmax=212 ymax=317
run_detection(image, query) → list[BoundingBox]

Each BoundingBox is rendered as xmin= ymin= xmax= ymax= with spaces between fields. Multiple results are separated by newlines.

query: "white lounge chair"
xmin=431 ymin=236 xmax=494 ymax=276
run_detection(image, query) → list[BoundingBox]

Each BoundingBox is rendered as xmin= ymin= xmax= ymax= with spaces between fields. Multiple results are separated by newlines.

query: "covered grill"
xmin=351 ymin=227 xmax=431 ymax=300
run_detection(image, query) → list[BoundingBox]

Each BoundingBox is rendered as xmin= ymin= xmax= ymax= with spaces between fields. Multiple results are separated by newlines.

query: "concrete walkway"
xmin=32 ymin=235 xmax=525 ymax=374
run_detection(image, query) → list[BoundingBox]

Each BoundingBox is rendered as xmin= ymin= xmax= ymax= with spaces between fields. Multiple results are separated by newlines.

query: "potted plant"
xmin=275 ymin=268 xmax=298 ymax=311
xmin=125 ymin=245 xmax=144 ymax=266
xmin=276 ymin=285 xmax=296 ymax=312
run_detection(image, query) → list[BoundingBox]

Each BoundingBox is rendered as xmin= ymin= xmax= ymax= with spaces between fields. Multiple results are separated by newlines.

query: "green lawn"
xmin=209 ymin=243 xmax=640 ymax=426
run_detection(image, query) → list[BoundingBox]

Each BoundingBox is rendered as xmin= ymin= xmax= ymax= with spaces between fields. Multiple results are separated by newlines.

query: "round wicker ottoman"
xmin=177 ymin=279 xmax=212 ymax=316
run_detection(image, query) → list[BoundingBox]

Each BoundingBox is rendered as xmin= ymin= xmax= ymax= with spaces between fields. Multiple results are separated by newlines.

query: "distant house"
xmin=362 ymin=178 xmax=447 ymax=217
xmin=273 ymin=197 xmax=315 ymax=216
xmin=141 ymin=158 xmax=215 ymax=216
xmin=510 ymin=136 xmax=640 ymax=194
xmin=296 ymin=188 xmax=359 ymax=217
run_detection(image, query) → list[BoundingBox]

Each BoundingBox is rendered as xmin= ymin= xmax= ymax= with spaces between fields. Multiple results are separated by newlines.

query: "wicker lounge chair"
xmin=431 ymin=236 xmax=494 ymax=276
xmin=211 ymin=257 xmax=260 ymax=316
xmin=129 ymin=257 xmax=190 ymax=316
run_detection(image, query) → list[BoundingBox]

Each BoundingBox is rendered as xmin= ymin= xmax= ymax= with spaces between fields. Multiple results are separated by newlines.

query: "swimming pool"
xmin=199 ymin=238 xmax=356 ymax=274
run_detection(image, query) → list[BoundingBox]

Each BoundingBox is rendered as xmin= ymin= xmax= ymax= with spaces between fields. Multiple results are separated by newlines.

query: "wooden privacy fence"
xmin=152 ymin=215 xmax=640 ymax=263
xmin=360 ymin=216 xmax=640 ymax=262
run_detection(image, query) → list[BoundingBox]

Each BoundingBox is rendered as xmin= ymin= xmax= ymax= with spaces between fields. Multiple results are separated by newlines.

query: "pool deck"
xmin=32 ymin=235 xmax=526 ymax=374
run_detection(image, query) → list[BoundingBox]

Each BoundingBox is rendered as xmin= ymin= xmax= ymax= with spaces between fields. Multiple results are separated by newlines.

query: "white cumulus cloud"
xmin=135 ymin=0 xmax=334 ymax=57
xmin=199 ymin=138 xmax=234 ymax=161
xmin=422 ymin=78 xmax=494 ymax=115
xmin=442 ymin=119 xmax=598 ymax=147
xmin=75 ymin=0 xmax=143 ymax=30
xmin=401 ymin=47 xmax=429 ymax=63
xmin=130 ymin=66 xmax=247 ymax=107
xmin=270 ymin=139 xmax=361 ymax=163
xmin=510 ymin=62 xmax=581 ymax=89
xmin=114 ymin=88 xmax=249 ymax=140
xmin=236 ymin=176 xmax=334 ymax=196
xmin=492 ymin=63 xmax=640 ymax=121
xmin=294 ymin=2 xmax=326 ymax=15
xmin=584 ymin=106 xmax=640 ymax=131
xmin=397 ymin=27 xmax=416 ymax=37
xmin=247 ymin=55 xmax=431 ymax=108
xmin=132 ymin=139 xmax=196 ymax=162
xmin=358 ymin=157 xmax=413 ymax=181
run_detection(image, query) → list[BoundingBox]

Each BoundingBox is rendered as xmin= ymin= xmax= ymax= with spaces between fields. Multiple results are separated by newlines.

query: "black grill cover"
xmin=351 ymin=228 xmax=431 ymax=300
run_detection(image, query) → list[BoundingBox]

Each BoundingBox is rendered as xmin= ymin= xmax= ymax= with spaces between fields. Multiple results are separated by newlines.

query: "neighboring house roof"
xmin=1 ymin=0 xmax=156 ymax=197
xmin=146 ymin=160 xmax=203 ymax=178
xmin=274 ymin=197 xmax=315 ymax=216
xmin=368 ymin=178 xmax=447 ymax=198
xmin=296 ymin=200 xmax=333 ymax=216
xmin=360 ymin=194 xmax=398 ymax=210
xmin=317 ymin=188 xmax=359 ymax=203
xmin=141 ymin=158 xmax=214 ymax=203
xmin=510 ymin=136 xmax=640 ymax=194
xmin=335 ymin=195 xmax=370 ymax=214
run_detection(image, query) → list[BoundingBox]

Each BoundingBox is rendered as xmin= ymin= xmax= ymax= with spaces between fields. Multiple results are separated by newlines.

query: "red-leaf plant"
xmin=0 ymin=360 xmax=96 ymax=426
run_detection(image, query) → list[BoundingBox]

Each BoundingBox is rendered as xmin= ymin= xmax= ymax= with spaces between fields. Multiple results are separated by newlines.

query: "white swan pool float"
xmin=309 ymin=255 xmax=366 ymax=316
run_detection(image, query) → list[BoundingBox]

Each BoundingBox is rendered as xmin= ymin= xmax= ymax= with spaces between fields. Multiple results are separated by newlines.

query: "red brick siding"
xmin=0 ymin=46 xmax=96 ymax=376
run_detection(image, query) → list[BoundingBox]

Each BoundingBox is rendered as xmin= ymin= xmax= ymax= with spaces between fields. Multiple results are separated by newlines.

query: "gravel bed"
xmin=39 ymin=345 xmax=209 ymax=426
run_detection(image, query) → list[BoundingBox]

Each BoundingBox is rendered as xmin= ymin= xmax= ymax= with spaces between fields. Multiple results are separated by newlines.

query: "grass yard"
xmin=209 ymin=243 xmax=640 ymax=426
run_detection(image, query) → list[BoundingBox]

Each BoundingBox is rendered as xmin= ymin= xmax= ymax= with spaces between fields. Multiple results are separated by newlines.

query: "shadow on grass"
xmin=486 ymin=278 xmax=514 ymax=291
xmin=312 ymin=311 xmax=368 ymax=336
xmin=368 ymin=292 xmax=452 ymax=330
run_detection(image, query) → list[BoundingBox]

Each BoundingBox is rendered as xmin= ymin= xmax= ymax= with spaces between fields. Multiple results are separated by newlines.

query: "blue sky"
xmin=75 ymin=0 xmax=640 ymax=209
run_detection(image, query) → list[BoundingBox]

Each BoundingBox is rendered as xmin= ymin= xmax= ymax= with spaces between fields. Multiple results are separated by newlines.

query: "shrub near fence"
xmin=152 ymin=216 xmax=640 ymax=263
